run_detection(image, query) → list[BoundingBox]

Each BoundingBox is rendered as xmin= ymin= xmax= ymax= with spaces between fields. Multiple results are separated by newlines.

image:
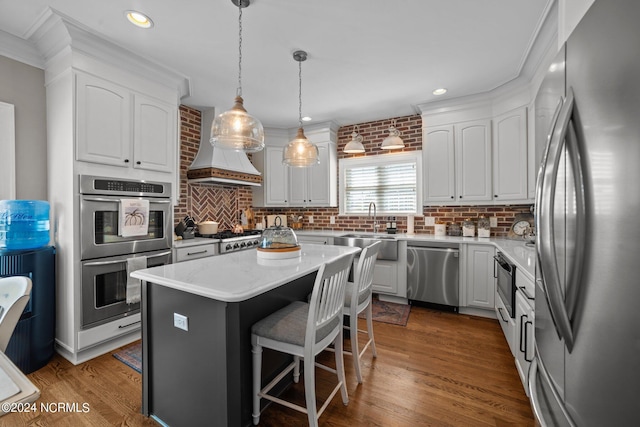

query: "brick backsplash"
xmin=176 ymin=106 xmax=531 ymax=237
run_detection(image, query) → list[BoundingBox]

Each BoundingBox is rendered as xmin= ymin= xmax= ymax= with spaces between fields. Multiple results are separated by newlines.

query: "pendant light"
xmin=380 ymin=119 xmax=404 ymax=150
xmin=210 ymin=0 xmax=264 ymax=153
xmin=343 ymin=125 xmax=365 ymax=154
xmin=283 ymin=50 xmax=319 ymax=167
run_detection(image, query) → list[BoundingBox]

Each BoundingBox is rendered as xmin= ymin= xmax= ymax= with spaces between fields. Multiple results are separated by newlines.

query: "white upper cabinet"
xmin=253 ymin=125 xmax=337 ymax=208
xmin=423 ymin=125 xmax=456 ymax=203
xmin=289 ymin=142 xmax=337 ymax=207
xmin=423 ymin=120 xmax=492 ymax=204
xmin=133 ymin=94 xmax=176 ymax=173
xmin=264 ymin=146 xmax=289 ymax=206
xmin=456 ymin=119 xmax=492 ymax=202
xmin=492 ymin=108 xmax=528 ymax=201
xmin=76 ymin=73 xmax=176 ymax=174
xmin=76 ymin=73 xmax=131 ymax=167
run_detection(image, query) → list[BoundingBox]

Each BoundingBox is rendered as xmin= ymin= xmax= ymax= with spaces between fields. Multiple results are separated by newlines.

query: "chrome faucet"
xmin=368 ymin=202 xmax=379 ymax=233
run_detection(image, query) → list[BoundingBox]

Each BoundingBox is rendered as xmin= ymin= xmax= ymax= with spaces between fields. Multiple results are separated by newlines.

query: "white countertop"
xmin=134 ymin=244 xmax=360 ymax=302
xmin=295 ymin=230 xmax=537 ymax=281
xmin=172 ymin=230 xmax=536 ymax=283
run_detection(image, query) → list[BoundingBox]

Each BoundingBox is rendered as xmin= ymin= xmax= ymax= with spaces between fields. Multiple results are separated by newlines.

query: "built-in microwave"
xmin=494 ymin=252 xmax=517 ymax=318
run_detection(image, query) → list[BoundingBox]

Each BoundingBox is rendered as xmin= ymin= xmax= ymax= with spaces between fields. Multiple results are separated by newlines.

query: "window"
xmin=340 ymin=152 xmax=422 ymax=215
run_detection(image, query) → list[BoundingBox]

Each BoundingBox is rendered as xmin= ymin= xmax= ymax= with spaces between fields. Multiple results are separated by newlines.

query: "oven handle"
xmin=82 ymin=196 xmax=172 ymax=204
xmin=83 ymin=250 xmax=171 ymax=266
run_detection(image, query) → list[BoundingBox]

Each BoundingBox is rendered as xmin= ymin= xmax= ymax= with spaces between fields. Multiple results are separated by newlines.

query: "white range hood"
xmin=187 ymin=108 xmax=262 ymax=186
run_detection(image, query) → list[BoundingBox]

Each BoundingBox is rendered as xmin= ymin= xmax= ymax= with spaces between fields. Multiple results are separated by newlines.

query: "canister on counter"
xmin=463 ymin=219 xmax=475 ymax=237
xmin=478 ymin=216 xmax=491 ymax=238
xmin=434 ymin=221 xmax=446 ymax=236
xmin=447 ymin=222 xmax=461 ymax=236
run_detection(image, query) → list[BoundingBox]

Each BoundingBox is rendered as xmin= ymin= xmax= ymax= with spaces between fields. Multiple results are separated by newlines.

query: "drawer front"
xmin=175 ymin=244 xmax=218 ymax=262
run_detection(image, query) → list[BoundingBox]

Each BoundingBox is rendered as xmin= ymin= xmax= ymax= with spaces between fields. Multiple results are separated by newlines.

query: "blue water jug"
xmin=0 ymin=200 xmax=50 ymax=250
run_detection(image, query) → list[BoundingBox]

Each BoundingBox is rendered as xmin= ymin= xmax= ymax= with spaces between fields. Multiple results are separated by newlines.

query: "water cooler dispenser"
xmin=0 ymin=200 xmax=56 ymax=373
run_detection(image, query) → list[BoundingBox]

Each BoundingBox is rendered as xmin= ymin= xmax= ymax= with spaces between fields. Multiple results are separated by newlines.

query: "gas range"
xmin=196 ymin=230 xmax=263 ymax=254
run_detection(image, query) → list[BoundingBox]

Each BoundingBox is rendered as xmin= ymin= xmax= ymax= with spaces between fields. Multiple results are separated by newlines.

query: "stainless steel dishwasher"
xmin=407 ymin=241 xmax=460 ymax=311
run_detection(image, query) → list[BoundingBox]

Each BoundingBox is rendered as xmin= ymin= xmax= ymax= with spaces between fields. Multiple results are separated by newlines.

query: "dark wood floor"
xmin=4 ymin=306 xmax=534 ymax=426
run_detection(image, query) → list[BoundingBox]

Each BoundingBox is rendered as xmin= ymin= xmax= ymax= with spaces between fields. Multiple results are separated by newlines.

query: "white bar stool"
xmin=251 ymin=252 xmax=355 ymax=426
xmin=343 ymin=240 xmax=381 ymax=383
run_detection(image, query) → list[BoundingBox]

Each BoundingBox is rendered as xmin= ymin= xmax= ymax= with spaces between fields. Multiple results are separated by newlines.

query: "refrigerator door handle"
xmin=530 ymin=350 xmax=578 ymax=427
xmin=537 ymin=88 xmax=576 ymax=351
xmin=565 ymin=116 xmax=587 ymax=320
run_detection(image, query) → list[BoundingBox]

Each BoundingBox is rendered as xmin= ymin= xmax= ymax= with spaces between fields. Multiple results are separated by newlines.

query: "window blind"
xmin=344 ymin=162 xmax=417 ymax=214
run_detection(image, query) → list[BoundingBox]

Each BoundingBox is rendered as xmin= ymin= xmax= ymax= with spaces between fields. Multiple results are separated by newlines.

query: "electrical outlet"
xmin=330 ymin=216 xmax=336 ymax=224
xmin=424 ymin=216 xmax=435 ymax=226
xmin=490 ymin=217 xmax=498 ymax=227
xmin=174 ymin=313 xmax=188 ymax=331
xmin=308 ymin=215 xmax=314 ymax=224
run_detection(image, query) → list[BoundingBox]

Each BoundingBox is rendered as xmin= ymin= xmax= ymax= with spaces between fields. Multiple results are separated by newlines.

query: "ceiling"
xmin=0 ymin=0 xmax=554 ymax=128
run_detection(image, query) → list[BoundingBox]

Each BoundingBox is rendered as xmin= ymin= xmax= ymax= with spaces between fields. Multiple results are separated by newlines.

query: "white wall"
xmin=0 ymin=55 xmax=47 ymax=200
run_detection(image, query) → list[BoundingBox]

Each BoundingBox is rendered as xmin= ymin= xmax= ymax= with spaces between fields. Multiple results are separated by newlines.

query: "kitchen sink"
xmin=333 ymin=233 xmax=398 ymax=260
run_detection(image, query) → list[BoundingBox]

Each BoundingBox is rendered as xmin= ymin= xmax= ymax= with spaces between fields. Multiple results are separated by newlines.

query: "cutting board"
xmin=266 ymin=215 xmax=287 ymax=228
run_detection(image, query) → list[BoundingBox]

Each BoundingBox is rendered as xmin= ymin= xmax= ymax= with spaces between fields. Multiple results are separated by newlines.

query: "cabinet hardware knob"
xmin=494 ymin=195 xmax=498 ymax=198
xmin=136 ymin=161 xmax=141 ymax=165
xmin=459 ymin=195 xmax=462 ymax=198
xmin=124 ymin=159 xmax=129 ymax=163
xmin=451 ymin=196 xmax=454 ymax=199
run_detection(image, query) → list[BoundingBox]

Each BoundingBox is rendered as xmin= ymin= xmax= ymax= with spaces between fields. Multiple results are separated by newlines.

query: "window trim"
xmin=339 ymin=151 xmax=423 ymax=216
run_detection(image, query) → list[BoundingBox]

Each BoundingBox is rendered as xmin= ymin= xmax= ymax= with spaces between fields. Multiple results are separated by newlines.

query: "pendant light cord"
xmin=237 ymin=3 xmax=243 ymax=97
xmin=298 ymin=59 xmax=303 ymax=128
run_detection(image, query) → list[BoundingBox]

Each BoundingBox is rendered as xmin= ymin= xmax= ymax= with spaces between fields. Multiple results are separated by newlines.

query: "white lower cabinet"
xmin=495 ymin=290 xmax=516 ymax=356
xmin=464 ymin=244 xmax=496 ymax=309
xmin=514 ymin=274 xmax=535 ymax=395
xmin=297 ymin=235 xmax=333 ymax=245
xmin=173 ymin=243 xmax=218 ymax=262
xmin=371 ymin=260 xmax=398 ymax=295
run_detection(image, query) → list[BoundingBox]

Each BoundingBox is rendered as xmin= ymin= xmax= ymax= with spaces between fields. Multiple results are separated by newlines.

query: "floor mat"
xmin=360 ymin=297 xmax=411 ymax=326
xmin=112 ymin=341 xmax=142 ymax=373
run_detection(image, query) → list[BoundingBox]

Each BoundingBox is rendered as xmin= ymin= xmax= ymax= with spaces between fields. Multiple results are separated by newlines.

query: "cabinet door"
xmin=288 ymin=166 xmax=308 ymax=206
xmin=465 ymin=244 xmax=495 ymax=309
xmin=76 ymin=73 xmax=131 ymax=167
xmin=456 ymin=120 xmax=492 ymax=201
xmin=371 ymin=261 xmax=398 ymax=295
xmin=265 ymin=146 xmax=289 ymax=206
xmin=307 ymin=143 xmax=333 ymax=206
xmin=133 ymin=94 xmax=176 ymax=173
xmin=423 ymin=125 xmax=456 ymax=203
xmin=515 ymin=289 xmax=535 ymax=394
xmin=493 ymin=108 xmax=528 ymax=201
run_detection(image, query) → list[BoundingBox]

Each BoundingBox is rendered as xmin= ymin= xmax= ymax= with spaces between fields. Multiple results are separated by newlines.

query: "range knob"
xmin=240 ymin=242 xmax=246 ymax=248
xmin=246 ymin=241 xmax=253 ymax=247
xmin=225 ymin=244 xmax=232 ymax=251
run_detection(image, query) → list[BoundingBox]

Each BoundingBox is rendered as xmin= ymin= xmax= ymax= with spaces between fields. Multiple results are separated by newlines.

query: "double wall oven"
xmin=79 ymin=175 xmax=172 ymax=329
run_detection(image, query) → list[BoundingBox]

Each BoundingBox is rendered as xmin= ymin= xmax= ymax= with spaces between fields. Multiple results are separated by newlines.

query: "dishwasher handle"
xmin=408 ymin=246 xmax=459 ymax=257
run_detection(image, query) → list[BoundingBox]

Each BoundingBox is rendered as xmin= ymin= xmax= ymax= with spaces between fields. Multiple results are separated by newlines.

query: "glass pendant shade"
xmin=210 ymin=0 xmax=264 ymax=153
xmin=380 ymin=124 xmax=404 ymax=150
xmin=344 ymin=130 xmax=365 ymax=153
xmin=210 ymin=96 xmax=265 ymax=152
xmin=283 ymin=127 xmax=319 ymax=167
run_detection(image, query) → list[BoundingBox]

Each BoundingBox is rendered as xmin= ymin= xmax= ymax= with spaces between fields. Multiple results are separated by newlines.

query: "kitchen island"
xmin=131 ymin=244 xmax=360 ymax=427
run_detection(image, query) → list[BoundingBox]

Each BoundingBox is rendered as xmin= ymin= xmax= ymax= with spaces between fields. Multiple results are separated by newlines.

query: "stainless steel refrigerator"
xmin=531 ymin=0 xmax=640 ymax=425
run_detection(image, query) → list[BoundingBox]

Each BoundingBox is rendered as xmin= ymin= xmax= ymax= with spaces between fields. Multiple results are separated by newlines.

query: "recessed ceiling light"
xmin=302 ymin=116 xmax=312 ymax=122
xmin=432 ymin=88 xmax=447 ymax=96
xmin=125 ymin=10 xmax=154 ymax=29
